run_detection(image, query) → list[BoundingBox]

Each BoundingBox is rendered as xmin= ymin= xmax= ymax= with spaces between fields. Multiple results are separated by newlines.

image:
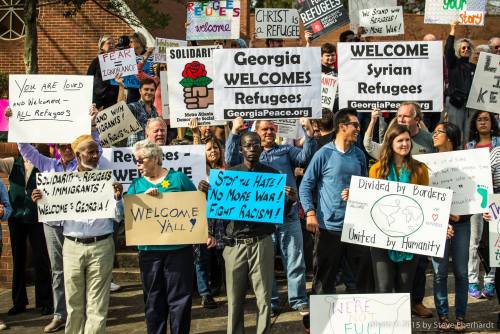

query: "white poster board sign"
xmin=8 ymin=74 xmax=92 ymax=143
xmin=321 ymin=74 xmax=338 ymax=111
xmin=99 ymin=145 xmax=206 ymax=192
xmin=214 ymin=47 xmax=322 ymax=120
xmin=414 ymin=148 xmax=493 ymax=215
xmin=338 ymin=41 xmax=443 ymax=112
xmin=488 ymin=194 xmax=500 ymax=267
xmin=275 ymin=119 xmax=301 ymax=139
xmin=98 ymin=48 xmax=138 ymax=81
xmin=186 ymin=1 xmax=240 ymax=40
xmin=466 ymin=53 xmax=500 ymax=113
xmin=310 ymin=293 xmax=411 ymax=334
xmin=96 ymin=101 xmax=142 ymax=147
xmin=36 ymin=170 xmax=116 ymax=221
xmin=359 ymin=6 xmax=404 ymax=36
xmin=255 ymin=8 xmax=300 ymax=39
xmin=160 ymin=71 xmax=169 ymax=118
xmin=348 ymin=0 xmax=396 ymax=30
xmin=341 ymin=176 xmax=452 ymax=257
xmin=153 ymin=38 xmax=187 ymax=64
xmin=424 ymin=0 xmax=487 ymax=26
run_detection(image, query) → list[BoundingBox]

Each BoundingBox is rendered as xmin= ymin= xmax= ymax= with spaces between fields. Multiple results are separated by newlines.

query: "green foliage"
xmin=194 ymin=76 xmax=212 ymax=87
xmin=180 ymin=77 xmax=195 ymax=88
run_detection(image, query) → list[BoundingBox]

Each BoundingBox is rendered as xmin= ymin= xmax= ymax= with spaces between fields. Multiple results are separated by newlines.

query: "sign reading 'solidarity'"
xmin=213 ymin=47 xmax=322 ymax=120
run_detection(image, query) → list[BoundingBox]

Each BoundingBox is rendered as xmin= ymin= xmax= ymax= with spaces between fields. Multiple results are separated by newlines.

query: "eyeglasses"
xmin=461 ymin=46 xmax=472 ymax=51
xmin=432 ymin=129 xmax=446 ymax=135
xmin=343 ymin=121 xmax=360 ymax=129
xmin=135 ymin=157 xmax=149 ymax=165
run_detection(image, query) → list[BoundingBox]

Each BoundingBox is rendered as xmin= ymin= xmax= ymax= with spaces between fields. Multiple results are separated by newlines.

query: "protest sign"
xmin=160 ymin=71 xmax=169 ymax=118
xmin=310 ymin=293 xmax=411 ymax=334
xmin=348 ymin=0 xmax=396 ymax=30
xmin=124 ymin=191 xmax=208 ymax=245
xmin=110 ymin=75 xmax=140 ymax=89
xmin=321 ymin=74 xmax=338 ymax=111
xmin=186 ymin=1 xmax=240 ymax=40
xmin=341 ymin=176 xmax=452 ymax=257
xmin=297 ymin=0 xmax=349 ymax=40
xmin=153 ymin=38 xmax=187 ymax=63
xmin=98 ymin=48 xmax=137 ymax=81
xmin=359 ymin=6 xmax=404 ymax=36
xmin=488 ymin=194 xmax=500 ymax=267
xmin=466 ymin=53 xmax=500 ymax=113
xmin=424 ymin=0 xmax=487 ymax=26
xmin=0 ymin=99 xmax=9 ymax=131
xmin=99 ymin=145 xmax=206 ymax=192
xmin=255 ymin=8 xmax=300 ymax=39
xmin=207 ymin=169 xmax=286 ymax=224
xmin=8 ymin=74 xmax=92 ymax=143
xmin=166 ymin=46 xmax=223 ymax=127
xmin=414 ymin=148 xmax=493 ymax=215
xmin=36 ymin=170 xmax=115 ymax=221
xmin=213 ymin=47 xmax=322 ymax=120
xmin=338 ymin=41 xmax=443 ymax=112
xmin=275 ymin=119 xmax=301 ymax=139
xmin=95 ymin=101 xmax=142 ymax=147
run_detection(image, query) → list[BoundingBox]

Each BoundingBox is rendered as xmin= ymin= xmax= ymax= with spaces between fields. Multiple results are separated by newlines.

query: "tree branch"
xmin=91 ymin=0 xmax=141 ymax=27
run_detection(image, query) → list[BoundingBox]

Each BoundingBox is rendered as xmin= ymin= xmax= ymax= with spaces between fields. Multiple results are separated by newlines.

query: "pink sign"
xmin=0 ymin=99 xmax=8 ymax=131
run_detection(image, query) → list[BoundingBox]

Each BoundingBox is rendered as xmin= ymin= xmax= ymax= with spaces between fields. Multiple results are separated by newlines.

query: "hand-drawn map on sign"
xmin=359 ymin=6 xmax=404 ymax=36
xmin=348 ymin=0 xmax=396 ymax=30
xmin=124 ymin=191 xmax=208 ymax=246
xmin=95 ymin=101 xmax=142 ymax=147
xmin=186 ymin=1 xmax=240 ymax=40
xmin=414 ymin=148 xmax=493 ymax=215
xmin=466 ymin=52 xmax=500 ymax=113
xmin=297 ymin=0 xmax=349 ymax=40
xmin=311 ymin=294 xmax=412 ymax=334
xmin=488 ymin=194 xmax=500 ymax=267
xmin=153 ymin=38 xmax=187 ymax=64
xmin=98 ymin=48 xmax=138 ymax=81
xmin=341 ymin=176 xmax=452 ymax=257
xmin=8 ymin=74 xmax=92 ymax=143
xmin=424 ymin=0 xmax=487 ymax=26
xmin=255 ymin=8 xmax=300 ymax=39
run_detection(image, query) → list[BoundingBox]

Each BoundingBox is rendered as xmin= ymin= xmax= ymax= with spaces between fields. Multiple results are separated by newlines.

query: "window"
xmin=0 ymin=0 xmax=25 ymax=40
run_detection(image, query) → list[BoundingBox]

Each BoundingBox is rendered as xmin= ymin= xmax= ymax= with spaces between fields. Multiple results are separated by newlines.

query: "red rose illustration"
xmin=182 ymin=61 xmax=207 ymax=79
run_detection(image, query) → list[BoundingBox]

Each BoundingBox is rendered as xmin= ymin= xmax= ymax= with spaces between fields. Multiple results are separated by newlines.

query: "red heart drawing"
xmin=432 ymin=213 xmax=439 ymax=221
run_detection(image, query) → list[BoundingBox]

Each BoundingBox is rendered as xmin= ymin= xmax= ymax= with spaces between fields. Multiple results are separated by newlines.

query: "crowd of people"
xmin=0 ymin=20 xmax=498 ymax=334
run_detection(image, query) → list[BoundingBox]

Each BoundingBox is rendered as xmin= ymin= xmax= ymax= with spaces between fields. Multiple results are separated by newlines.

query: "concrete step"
xmin=112 ymin=268 xmax=141 ymax=282
xmin=115 ymin=251 xmax=139 ymax=268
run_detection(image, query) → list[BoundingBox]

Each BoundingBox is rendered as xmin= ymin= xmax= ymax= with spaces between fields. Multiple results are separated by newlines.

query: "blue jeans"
xmin=194 ymin=245 xmax=211 ymax=296
xmin=271 ymin=218 xmax=308 ymax=309
xmin=432 ymin=222 xmax=470 ymax=318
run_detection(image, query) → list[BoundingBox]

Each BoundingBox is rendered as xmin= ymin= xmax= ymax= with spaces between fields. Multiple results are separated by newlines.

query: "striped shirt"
xmin=490 ymin=146 xmax=500 ymax=192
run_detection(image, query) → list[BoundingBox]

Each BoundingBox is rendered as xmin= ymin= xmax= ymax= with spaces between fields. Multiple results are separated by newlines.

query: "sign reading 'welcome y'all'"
xmin=466 ymin=52 xmax=500 ymax=113
xmin=95 ymin=101 xmax=142 ymax=147
xmin=488 ymin=194 xmax=500 ymax=267
xmin=186 ymin=1 xmax=240 ymax=40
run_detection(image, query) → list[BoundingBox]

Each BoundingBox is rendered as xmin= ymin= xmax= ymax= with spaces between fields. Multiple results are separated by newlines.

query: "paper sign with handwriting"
xmin=466 ymin=53 xmax=500 ymax=113
xmin=124 ymin=191 xmax=208 ymax=245
xmin=255 ymin=8 xmax=300 ymax=39
xmin=98 ymin=48 xmax=137 ymax=81
xmin=96 ymin=101 xmax=142 ymax=147
xmin=207 ymin=169 xmax=286 ymax=224
xmin=359 ymin=6 xmax=404 ymax=36
xmin=348 ymin=0 xmax=396 ymax=30
xmin=153 ymin=38 xmax=187 ymax=63
xmin=36 ymin=170 xmax=115 ymax=221
xmin=341 ymin=176 xmax=452 ymax=257
xmin=310 ymin=293 xmax=411 ymax=334
xmin=275 ymin=119 xmax=301 ymax=139
xmin=99 ymin=145 xmax=206 ymax=192
xmin=488 ymin=194 xmax=500 ymax=267
xmin=186 ymin=1 xmax=240 ymax=40
xmin=8 ymin=74 xmax=92 ymax=143
xmin=321 ymin=74 xmax=338 ymax=111
xmin=414 ymin=148 xmax=492 ymax=215
xmin=424 ymin=0 xmax=487 ymax=25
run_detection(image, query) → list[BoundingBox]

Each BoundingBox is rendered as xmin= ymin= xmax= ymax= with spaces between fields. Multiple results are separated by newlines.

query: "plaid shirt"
xmin=126 ymin=100 xmax=158 ymax=147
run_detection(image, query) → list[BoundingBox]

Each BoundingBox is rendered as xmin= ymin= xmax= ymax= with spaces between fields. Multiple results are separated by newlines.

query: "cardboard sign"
xmin=166 ymin=46 xmax=223 ymax=127
xmin=207 ymin=169 xmax=286 ymax=224
xmin=160 ymin=71 xmax=169 ymax=118
xmin=98 ymin=48 xmax=137 ymax=81
xmin=186 ymin=1 xmax=240 ymax=40
xmin=297 ymin=0 xmax=349 ymax=40
xmin=414 ymin=148 xmax=493 ymax=215
xmin=424 ymin=0 xmax=487 ymax=26
xmin=275 ymin=119 xmax=301 ymax=139
xmin=124 ymin=191 xmax=208 ymax=245
xmin=0 ymin=99 xmax=9 ymax=131
xmin=95 ymin=101 xmax=142 ymax=147
xmin=321 ymin=74 xmax=338 ymax=111
xmin=153 ymin=38 xmax=187 ymax=63
xmin=213 ymin=47 xmax=322 ymax=120
xmin=488 ymin=194 xmax=500 ymax=267
xmin=359 ymin=6 xmax=404 ymax=36
xmin=348 ymin=0 xmax=396 ymax=30
xmin=8 ymin=74 xmax=92 ymax=143
xmin=341 ymin=176 xmax=452 ymax=257
xmin=99 ymin=145 xmax=206 ymax=192
xmin=255 ymin=8 xmax=300 ymax=39
xmin=36 ymin=170 xmax=116 ymax=221
xmin=466 ymin=53 xmax=500 ymax=113
xmin=338 ymin=41 xmax=443 ymax=112
xmin=310 ymin=294 xmax=411 ymax=334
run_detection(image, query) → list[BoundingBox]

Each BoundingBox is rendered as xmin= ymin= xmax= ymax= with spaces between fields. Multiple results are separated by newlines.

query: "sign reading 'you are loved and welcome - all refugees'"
xmin=186 ymin=1 xmax=240 ymax=40
xmin=338 ymin=41 xmax=443 ymax=111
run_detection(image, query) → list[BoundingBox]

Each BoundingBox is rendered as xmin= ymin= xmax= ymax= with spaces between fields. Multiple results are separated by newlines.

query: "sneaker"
xmin=411 ymin=303 xmax=433 ymax=318
xmin=201 ymin=295 xmax=217 ymax=309
xmin=44 ymin=318 xmax=65 ymax=333
xmin=297 ymin=304 xmax=310 ymax=316
xmin=0 ymin=320 xmax=7 ymax=331
xmin=468 ymin=283 xmax=481 ymax=299
xmin=481 ymin=283 xmax=496 ymax=298
xmin=110 ymin=282 xmax=122 ymax=292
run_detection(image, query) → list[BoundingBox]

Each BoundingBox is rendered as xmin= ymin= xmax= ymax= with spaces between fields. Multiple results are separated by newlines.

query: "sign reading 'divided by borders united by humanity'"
xmin=414 ymin=148 xmax=493 ymax=215
xmin=297 ymin=0 xmax=350 ymax=40
xmin=275 ymin=119 xmax=302 ymax=139
xmin=99 ymin=145 xmax=206 ymax=192
xmin=338 ymin=41 xmax=443 ymax=112
xmin=153 ymin=38 xmax=187 ymax=63
xmin=8 ymin=75 xmax=92 ymax=143
xmin=213 ymin=47 xmax=322 ymax=120
xmin=166 ymin=45 xmax=223 ymax=128
xmin=321 ymin=74 xmax=338 ymax=111
xmin=359 ymin=6 xmax=404 ymax=36
xmin=124 ymin=191 xmax=208 ymax=245
xmin=96 ymin=101 xmax=142 ymax=147
xmin=98 ymin=48 xmax=138 ymax=81
xmin=424 ymin=0 xmax=487 ymax=26
xmin=310 ymin=294 xmax=412 ymax=334
xmin=207 ymin=169 xmax=286 ymax=224
xmin=36 ymin=170 xmax=116 ymax=221
xmin=341 ymin=176 xmax=452 ymax=257
xmin=466 ymin=52 xmax=500 ymax=113
xmin=255 ymin=8 xmax=300 ymax=39
xmin=348 ymin=0 xmax=396 ymax=30
xmin=488 ymin=194 xmax=500 ymax=267
xmin=186 ymin=1 xmax=240 ymax=40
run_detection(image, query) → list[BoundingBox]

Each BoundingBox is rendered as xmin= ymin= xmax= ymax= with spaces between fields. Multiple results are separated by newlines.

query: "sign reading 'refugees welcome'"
xmin=338 ymin=41 xmax=443 ymax=112
xmin=214 ymin=47 xmax=322 ymax=120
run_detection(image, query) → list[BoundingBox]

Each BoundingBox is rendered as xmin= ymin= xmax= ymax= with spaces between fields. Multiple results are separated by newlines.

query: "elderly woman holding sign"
xmin=127 ymin=139 xmax=215 ymax=334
